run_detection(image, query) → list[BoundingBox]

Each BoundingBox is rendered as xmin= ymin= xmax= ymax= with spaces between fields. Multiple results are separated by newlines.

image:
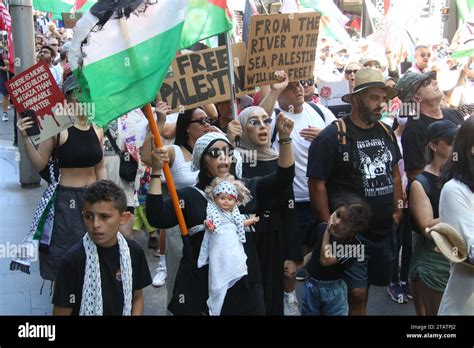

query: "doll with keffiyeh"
xmin=197 ymin=174 xmax=259 ymax=315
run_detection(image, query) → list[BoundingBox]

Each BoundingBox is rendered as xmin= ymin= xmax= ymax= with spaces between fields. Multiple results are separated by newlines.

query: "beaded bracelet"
xmin=278 ymin=138 xmax=292 ymax=145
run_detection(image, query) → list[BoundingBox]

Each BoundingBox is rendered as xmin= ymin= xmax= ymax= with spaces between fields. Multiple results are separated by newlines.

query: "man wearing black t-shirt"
xmin=396 ymin=71 xmax=464 ymax=182
xmin=307 ymin=68 xmax=403 ymax=315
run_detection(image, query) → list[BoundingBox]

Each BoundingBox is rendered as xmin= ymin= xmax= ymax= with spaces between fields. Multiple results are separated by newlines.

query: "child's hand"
xmin=250 ymin=216 xmax=259 ymax=225
xmin=204 ymin=219 xmax=216 ymax=231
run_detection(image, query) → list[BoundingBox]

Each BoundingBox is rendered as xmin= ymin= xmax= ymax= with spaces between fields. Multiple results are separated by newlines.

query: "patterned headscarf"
xmin=213 ymin=181 xmax=238 ymax=199
xmin=192 ymin=132 xmax=231 ymax=171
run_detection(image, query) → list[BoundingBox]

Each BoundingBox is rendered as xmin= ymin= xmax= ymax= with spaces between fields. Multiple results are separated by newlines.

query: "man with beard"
xmin=307 ymin=68 xmax=403 ymax=315
xmin=39 ymin=45 xmax=62 ymax=87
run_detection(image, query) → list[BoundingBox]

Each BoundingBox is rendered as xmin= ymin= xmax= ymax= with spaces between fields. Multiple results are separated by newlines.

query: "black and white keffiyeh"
xmin=10 ymin=164 xmax=59 ymax=274
xmin=207 ymin=181 xmax=246 ymax=243
xmin=80 ymin=232 xmax=133 ymax=316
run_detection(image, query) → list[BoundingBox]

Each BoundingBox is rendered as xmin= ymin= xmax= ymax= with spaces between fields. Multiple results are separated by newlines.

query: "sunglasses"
xmin=206 ymin=146 xmax=233 ymax=158
xmin=420 ymin=53 xmax=431 ymax=58
xmin=247 ymin=118 xmax=272 ymax=128
xmin=419 ymin=78 xmax=434 ymax=88
xmin=189 ymin=118 xmax=211 ymax=126
xmin=300 ymin=79 xmax=314 ymax=87
xmin=345 ymin=69 xmax=359 ymax=75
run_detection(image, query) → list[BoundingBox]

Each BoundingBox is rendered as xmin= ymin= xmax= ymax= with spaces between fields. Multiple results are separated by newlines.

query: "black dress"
xmin=242 ymin=160 xmax=302 ymax=315
xmin=146 ymin=165 xmax=295 ymax=315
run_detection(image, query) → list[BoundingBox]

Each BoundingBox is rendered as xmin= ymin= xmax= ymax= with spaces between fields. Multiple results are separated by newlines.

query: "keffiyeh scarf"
xmin=207 ymin=181 xmax=246 ymax=243
xmin=10 ymin=164 xmax=59 ymax=274
xmin=79 ymin=233 xmax=133 ymax=316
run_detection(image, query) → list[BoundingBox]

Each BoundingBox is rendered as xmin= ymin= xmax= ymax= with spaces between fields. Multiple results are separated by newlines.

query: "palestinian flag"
xmin=457 ymin=0 xmax=474 ymax=21
xmin=69 ymin=0 xmax=232 ymax=127
xmin=299 ymin=0 xmax=352 ymax=46
xmin=33 ymin=0 xmax=96 ymax=15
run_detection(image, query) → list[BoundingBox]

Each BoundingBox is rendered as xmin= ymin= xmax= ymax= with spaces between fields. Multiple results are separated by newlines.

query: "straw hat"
xmin=428 ymin=223 xmax=473 ymax=268
xmin=341 ymin=67 xmax=398 ymax=103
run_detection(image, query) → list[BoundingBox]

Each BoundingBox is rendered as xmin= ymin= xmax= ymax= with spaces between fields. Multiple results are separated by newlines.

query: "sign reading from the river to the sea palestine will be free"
xmin=244 ymin=12 xmax=321 ymax=89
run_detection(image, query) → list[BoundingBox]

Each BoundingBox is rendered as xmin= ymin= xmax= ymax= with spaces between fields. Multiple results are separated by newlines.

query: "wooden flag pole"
xmin=144 ymin=103 xmax=188 ymax=236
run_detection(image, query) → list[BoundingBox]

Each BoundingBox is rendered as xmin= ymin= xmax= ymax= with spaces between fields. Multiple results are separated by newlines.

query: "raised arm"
xmin=256 ymin=114 xmax=295 ymax=196
xmin=258 ymin=70 xmax=288 ymax=117
xmin=145 ymin=143 xmax=181 ymax=229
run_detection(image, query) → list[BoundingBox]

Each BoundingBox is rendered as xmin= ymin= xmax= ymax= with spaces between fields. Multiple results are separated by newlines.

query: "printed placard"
xmin=6 ymin=61 xmax=72 ymax=144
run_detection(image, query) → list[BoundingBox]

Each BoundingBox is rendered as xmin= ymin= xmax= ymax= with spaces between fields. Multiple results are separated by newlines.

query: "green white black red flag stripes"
xmin=69 ymin=0 xmax=232 ymax=127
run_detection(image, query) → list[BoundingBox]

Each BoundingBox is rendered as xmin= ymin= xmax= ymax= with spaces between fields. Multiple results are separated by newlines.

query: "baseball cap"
xmin=62 ymin=75 xmax=79 ymax=95
xmin=426 ymin=120 xmax=459 ymax=142
xmin=396 ymin=71 xmax=436 ymax=102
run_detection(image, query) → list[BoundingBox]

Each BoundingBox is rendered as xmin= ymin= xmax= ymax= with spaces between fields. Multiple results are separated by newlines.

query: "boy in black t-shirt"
xmin=52 ymin=180 xmax=152 ymax=315
xmin=302 ymin=194 xmax=371 ymax=316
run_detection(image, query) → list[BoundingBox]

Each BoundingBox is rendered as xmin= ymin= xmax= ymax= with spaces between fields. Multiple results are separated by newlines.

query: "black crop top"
xmin=57 ymin=126 xmax=103 ymax=168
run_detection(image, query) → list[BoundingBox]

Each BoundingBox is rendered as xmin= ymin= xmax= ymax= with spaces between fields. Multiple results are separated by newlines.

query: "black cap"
xmin=426 ymin=120 xmax=459 ymax=142
xmin=62 ymin=75 xmax=79 ymax=95
xmin=396 ymin=71 xmax=436 ymax=102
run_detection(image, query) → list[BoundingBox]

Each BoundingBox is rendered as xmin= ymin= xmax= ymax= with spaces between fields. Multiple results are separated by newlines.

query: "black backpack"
xmin=271 ymin=102 xmax=326 ymax=144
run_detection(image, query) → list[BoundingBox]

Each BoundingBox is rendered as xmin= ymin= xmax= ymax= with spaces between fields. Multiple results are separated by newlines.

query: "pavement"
xmin=0 ymin=107 xmax=415 ymax=316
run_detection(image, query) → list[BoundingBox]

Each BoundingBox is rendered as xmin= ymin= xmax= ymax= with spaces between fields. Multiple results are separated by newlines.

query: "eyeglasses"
xmin=345 ymin=69 xmax=359 ymax=75
xmin=300 ymin=79 xmax=314 ymax=87
xmin=247 ymin=118 xmax=272 ymax=128
xmin=189 ymin=118 xmax=211 ymax=126
xmin=420 ymin=53 xmax=431 ymax=58
xmin=206 ymin=146 xmax=233 ymax=158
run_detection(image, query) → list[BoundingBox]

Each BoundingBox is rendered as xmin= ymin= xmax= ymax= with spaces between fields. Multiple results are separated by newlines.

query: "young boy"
xmin=52 ymin=180 xmax=152 ymax=315
xmin=301 ymin=193 xmax=371 ymax=316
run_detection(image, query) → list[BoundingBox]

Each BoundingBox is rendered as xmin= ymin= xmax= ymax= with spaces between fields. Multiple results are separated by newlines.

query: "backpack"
xmin=271 ymin=102 xmax=326 ymax=144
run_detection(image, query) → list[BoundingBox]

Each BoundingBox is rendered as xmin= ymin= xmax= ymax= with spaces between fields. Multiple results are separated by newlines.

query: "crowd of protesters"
xmin=7 ymin=10 xmax=474 ymax=316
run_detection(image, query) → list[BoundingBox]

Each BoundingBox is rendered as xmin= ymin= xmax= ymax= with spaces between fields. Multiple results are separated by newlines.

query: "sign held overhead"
xmin=244 ymin=12 xmax=321 ymax=89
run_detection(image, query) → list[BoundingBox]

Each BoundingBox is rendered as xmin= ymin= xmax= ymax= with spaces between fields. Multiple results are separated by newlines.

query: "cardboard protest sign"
xmin=244 ymin=12 xmax=321 ymax=89
xmin=6 ymin=61 xmax=72 ymax=145
xmin=62 ymin=13 xmax=83 ymax=29
xmin=158 ymin=43 xmax=253 ymax=113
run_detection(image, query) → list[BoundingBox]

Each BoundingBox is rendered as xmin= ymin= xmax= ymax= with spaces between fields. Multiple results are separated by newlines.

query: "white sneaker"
xmin=152 ymin=266 xmax=167 ymax=287
xmin=2 ymin=113 xmax=7 ymax=122
xmin=283 ymin=293 xmax=301 ymax=316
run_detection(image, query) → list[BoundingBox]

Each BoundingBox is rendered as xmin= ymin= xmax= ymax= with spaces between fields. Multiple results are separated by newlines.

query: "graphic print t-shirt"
xmin=307 ymin=117 xmax=402 ymax=237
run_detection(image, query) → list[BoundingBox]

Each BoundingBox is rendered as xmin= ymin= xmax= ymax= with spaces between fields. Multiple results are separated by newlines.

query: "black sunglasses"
xmin=300 ymin=79 xmax=314 ymax=87
xmin=345 ymin=69 xmax=359 ymax=75
xmin=206 ymin=146 xmax=233 ymax=158
xmin=189 ymin=118 xmax=211 ymax=126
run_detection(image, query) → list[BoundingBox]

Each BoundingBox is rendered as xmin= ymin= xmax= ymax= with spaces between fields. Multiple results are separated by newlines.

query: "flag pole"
xmin=225 ymin=32 xmax=238 ymax=120
xmin=144 ymin=103 xmax=188 ymax=236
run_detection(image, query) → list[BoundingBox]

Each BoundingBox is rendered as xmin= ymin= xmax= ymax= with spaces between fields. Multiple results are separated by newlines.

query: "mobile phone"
xmin=20 ymin=110 xmax=41 ymax=136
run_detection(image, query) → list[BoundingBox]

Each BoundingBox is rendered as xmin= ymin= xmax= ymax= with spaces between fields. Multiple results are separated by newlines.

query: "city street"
xmin=0 ymin=108 xmax=415 ymax=316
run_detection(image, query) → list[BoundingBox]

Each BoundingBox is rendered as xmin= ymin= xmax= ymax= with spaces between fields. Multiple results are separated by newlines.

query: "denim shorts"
xmin=301 ymin=277 xmax=348 ymax=316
